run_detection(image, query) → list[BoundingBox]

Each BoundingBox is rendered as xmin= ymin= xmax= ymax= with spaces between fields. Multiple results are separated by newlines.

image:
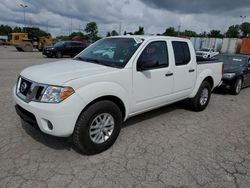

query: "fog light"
xmin=47 ymin=121 xmax=53 ymax=130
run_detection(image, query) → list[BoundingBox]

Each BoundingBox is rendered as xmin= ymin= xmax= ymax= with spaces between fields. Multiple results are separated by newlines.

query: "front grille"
xmin=16 ymin=77 xmax=47 ymax=103
xmin=19 ymin=78 xmax=32 ymax=96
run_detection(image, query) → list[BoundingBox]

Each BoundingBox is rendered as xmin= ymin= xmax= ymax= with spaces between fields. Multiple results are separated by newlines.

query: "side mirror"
xmin=137 ymin=59 xmax=158 ymax=71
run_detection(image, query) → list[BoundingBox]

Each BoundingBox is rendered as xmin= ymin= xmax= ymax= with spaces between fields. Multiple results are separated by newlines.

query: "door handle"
xmin=189 ymin=69 xmax=195 ymax=73
xmin=165 ymin=73 xmax=173 ymax=77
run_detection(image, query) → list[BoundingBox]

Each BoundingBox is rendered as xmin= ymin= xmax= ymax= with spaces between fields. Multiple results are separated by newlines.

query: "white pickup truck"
xmin=14 ymin=36 xmax=223 ymax=154
xmin=196 ymin=48 xmax=219 ymax=59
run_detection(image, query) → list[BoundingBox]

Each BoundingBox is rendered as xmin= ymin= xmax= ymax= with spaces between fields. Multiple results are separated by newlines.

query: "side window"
xmin=15 ymin=36 xmax=19 ymax=40
xmin=137 ymin=41 xmax=168 ymax=70
xmin=172 ymin=41 xmax=191 ymax=66
xmin=65 ymin=42 xmax=71 ymax=47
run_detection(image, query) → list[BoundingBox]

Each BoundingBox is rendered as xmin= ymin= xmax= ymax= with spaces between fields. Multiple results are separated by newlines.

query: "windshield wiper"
xmin=74 ymin=56 xmax=122 ymax=68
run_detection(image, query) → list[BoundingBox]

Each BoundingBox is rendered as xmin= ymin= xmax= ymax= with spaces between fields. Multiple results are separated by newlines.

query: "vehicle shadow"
xmin=20 ymin=100 xmax=190 ymax=153
xmin=123 ymin=101 xmax=189 ymax=128
xmin=212 ymin=88 xmax=232 ymax=95
xmin=21 ymin=120 xmax=73 ymax=151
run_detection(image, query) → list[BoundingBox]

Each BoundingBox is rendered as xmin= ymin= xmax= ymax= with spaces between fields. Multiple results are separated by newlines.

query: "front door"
xmin=133 ymin=40 xmax=174 ymax=112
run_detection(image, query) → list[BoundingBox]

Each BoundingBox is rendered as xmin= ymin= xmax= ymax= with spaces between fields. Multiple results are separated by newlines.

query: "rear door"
xmin=132 ymin=40 xmax=174 ymax=112
xmin=171 ymin=41 xmax=196 ymax=97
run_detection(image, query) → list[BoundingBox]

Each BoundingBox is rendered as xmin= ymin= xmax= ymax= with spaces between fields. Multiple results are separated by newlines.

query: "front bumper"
xmin=43 ymin=50 xmax=55 ymax=56
xmin=218 ymin=78 xmax=236 ymax=89
xmin=13 ymin=87 xmax=86 ymax=137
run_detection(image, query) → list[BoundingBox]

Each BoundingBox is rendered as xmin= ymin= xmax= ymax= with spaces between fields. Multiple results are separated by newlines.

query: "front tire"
xmin=232 ymin=78 xmax=242 ymax=95
xmin=73 ymin=101 xmax=122 ymax=155
xmin=55 ymin=51 xmax=63 ymax=58
xmin=189 ymin=81 xmax=212 ymax=111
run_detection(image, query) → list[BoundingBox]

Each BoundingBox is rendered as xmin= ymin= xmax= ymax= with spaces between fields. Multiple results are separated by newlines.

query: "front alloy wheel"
xmin=89 ymin=113 xmax=115 ymax=144
xmin=200 ymin=88 xmax=209 ymax=106
xmin=73 ymin=100 xmax=122 ymax=155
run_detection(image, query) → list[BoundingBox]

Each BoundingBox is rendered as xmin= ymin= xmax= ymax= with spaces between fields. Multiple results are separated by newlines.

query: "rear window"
xmin=172 ymin=41 xmax=191 ymax=66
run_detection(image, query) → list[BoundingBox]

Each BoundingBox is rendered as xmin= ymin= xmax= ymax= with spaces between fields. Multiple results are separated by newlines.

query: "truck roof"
xmin=108 ymin=35 xmax=190 ymax=42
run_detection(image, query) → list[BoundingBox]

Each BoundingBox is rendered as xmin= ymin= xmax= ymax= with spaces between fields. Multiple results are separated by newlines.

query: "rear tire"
xmin=73 ymin=101 xmax=122 ymax=155
xmin=232 ymin=78 xmax=242 ymax=95
xmin=22 ymin=43 xmax=33 ymax=52
xmin=189 ymin=81 xmax=212 ymax=111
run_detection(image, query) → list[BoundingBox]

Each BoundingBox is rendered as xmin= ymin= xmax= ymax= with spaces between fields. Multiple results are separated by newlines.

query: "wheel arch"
xmin=80 ymin=95 xmax=126 ymax=121
xmin=203 ymin=76 xmax=214 ymax=89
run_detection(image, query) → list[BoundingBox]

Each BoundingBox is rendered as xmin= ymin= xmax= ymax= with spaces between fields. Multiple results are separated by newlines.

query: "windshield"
xmin=54 ymin=41 xmax=64 ymax=47
xmin=215 ymin=55 xmax=247 ymax=66
xmin=75 ymin=37 xmax=144 ymax=68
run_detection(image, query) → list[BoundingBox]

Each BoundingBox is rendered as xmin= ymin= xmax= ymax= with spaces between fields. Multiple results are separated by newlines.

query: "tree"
xmin=56 ymin=35 xmax=70 ymax=41
xmin=162 ymin=27 xmax=177 ymax=36
xmin=106 ymin=32 xmax=111 ymax=37
xmin=0 ymin=25 xmax=12 ymax=35
xmin=84 ymin=22 xmax=98 ymax=41
xmin=134 ymin=26 xmax=144 ymax=35
xmin=208 ymin=30 xmax=223 ymax=38
xmin=12 ymin=26 xmax=22 ymax=33
xmin=180 ymin=30 xmax=198 ymax=37
xmin=111 ymin=30 xmax=119 ymax=36
xmin=240 ymin=22 xmax=250 ymax=37
xmin=69 ymin=32 xmax=85 ymax=39
xmin=225 ymin=25 xmax=240 ymax=38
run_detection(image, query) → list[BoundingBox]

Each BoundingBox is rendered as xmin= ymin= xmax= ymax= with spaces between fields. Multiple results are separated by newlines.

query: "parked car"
xmin=196 ymin=48 xmax=219 ymax=59
xmin=0 ymin=39 xmax=6 ymax=45
xmin=43 ymin=41 xmax=87 ymax=58
xmin=215 ymin=54 xmax=250 ymax=95
xmin=14 ymin=36 xmax=223 ymax=155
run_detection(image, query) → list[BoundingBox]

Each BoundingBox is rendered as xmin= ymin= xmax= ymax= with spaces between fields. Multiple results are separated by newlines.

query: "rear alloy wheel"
xmin=73 ymin=101 xmax=122 ymax=155
xmin=189 ymin=81 xmax=211 ymax=111
xmin=55 ymin=51 xmax=63 ymax=58
xmin=232 ymin=78 xmax=242 ymax=95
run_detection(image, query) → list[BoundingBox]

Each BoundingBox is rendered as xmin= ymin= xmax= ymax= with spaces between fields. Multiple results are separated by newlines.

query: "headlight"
xmin=41 ymin=86 xmax=74 ymax=103
xmin=223 ymin=73 xmax=236 ymax=79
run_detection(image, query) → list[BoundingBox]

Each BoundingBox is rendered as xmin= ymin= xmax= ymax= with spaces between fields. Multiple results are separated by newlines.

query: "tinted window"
xmin=71 ymin=42 xmax=82 ymax=47
xmin=172 ymin=41 xmax=191 ymax=66
xmin=137 ymin=41 xmax=168 ymax=70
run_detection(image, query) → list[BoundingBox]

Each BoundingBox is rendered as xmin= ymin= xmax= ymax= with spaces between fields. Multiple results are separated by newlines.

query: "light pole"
xmin=20 ymin=4 xmax=28 ymax=27
xmin=240 ymin=16 xmax=246 ymax=24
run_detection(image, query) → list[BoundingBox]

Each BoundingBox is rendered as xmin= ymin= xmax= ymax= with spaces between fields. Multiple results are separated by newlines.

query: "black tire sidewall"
xmin=73 ymin=101 xmax=122 ymax=155
xmin=56 ymin=51 xmax=62 ymax=58
xmin=191 ymin=81 xmax=212 ymax=111
xmin=232 ymin=78 xmax=242 ymax=95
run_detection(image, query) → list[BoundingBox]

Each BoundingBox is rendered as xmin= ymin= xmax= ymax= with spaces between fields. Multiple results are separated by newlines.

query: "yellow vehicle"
xmin=7 ymin=28 xmax=53 ymax=52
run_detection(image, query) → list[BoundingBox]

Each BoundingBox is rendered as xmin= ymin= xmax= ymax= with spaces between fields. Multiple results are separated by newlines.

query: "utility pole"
xmin=70 ymin=17 xmax=73 ymax=34
xmin=118 ymin=22 xmax=122 ymax=36
xmin=46 ymin=21 xmax=49 ymax=33
xmin=20 ymin=4 xmax=28 ymax=27
xmin=177 ymin=25 xmax=181 ymax=36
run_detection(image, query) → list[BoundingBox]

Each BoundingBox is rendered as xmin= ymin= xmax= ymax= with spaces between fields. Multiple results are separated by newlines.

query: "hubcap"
xmin=236 ymin=79 xmax=242 ymax=94
xmin=200 ymin=88 xmax=209 ymax=106
xmin=89 ymin=113 xmax=114 ymax=144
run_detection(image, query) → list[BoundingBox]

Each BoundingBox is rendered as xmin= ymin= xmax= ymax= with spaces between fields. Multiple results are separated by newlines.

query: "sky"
xmin=0 ymin=0 xmax=250 ymax=37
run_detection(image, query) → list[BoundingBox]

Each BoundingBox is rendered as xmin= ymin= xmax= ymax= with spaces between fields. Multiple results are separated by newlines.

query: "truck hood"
xmin=20 ymin=59 xmax=118 ymax=85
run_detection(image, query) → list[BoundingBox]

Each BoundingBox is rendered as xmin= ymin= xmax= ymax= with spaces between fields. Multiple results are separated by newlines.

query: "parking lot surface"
xmin=0 ymin=46 xmax=250 ymax=188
